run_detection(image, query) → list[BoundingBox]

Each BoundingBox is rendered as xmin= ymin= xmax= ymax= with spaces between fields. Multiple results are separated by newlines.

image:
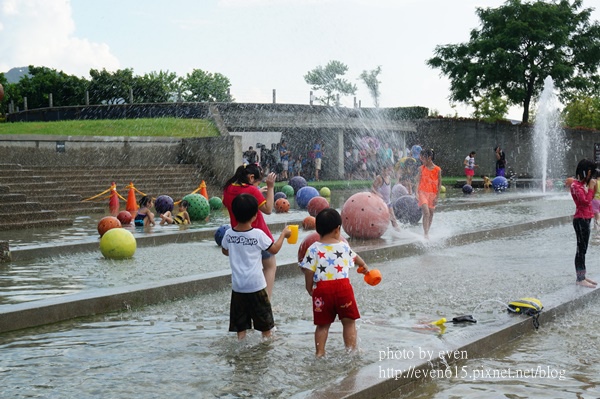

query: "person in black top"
xmin=494 ymin=146 xmax=506 ymax=177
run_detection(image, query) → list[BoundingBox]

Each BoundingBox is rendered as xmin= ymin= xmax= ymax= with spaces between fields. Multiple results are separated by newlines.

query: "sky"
xmin=1 ymin=0 xmax=599 ymax=121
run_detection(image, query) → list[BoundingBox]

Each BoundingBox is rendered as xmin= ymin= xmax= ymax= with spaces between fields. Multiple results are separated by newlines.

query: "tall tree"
xmin=563 ymin=95 xmax=600 ymax=130
xmin=181 ymin=69 xmax=232 ymax=102
xmin=11 ymin=66 xmax=87 ymax=109
xmin=88 ymin=68 xmax=135 ymax=105
xmin=427 ymin=0 xmax=600 ymax=123
xmin=304 ymin=60 xmax=357 ymax=106
xmin=359 ymin=66 xmax=382 ymax=108
xmin=132 ymin=70 xmax=178 ymax=103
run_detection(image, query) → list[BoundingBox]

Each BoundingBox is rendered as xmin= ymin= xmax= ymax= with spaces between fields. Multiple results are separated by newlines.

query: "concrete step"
xmin=0 ymin=176 xmax=48 ymax=183
xmin=0 ymin=202 xmax=42 ymax=213
xmin=55 ymin=206 xmax=107 ymax=217
xmin=0 ymin=209 xmax=61 ymax=222
xmin=0 ymin=218 xmax=73 ymax=231
xmin=0 ymin=193 xmax=28 ymax=204
xmin=0 ymin=186 xmax=10 ymax=194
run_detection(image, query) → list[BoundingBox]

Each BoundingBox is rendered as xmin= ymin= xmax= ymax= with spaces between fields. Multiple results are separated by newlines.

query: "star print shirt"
xmin=299 ymin=241 xmax=357 ymax=283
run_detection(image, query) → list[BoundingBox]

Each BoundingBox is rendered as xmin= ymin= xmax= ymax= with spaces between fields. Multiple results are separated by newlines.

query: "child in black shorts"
xmin=299 ymin=208 xmax=370 ymax=357
xmin=221 ymin=193 xmax=290 ymax=340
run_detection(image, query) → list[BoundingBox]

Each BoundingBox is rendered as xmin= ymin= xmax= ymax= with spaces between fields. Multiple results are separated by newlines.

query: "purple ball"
xmin=214 ymin=224 xmax=231 ymax=247
xmin=462 ymin=184 xmax=473 ymax=194
xmin=274 ymin=192 xmax=287 ymax=201
xmin=392 ymin=195 xmax=422 ymax=225
xmin=289 ymin=176 xmax=307 ymax=194
xmin=154 ymin=195 xmax=174 ymax=214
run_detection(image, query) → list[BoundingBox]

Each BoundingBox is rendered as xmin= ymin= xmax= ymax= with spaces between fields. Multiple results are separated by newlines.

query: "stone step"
xmin=0 ymin=193 xmax=28 ymax=204
xmin=0 ymin=186 xmax=10 ymax=194
xmin=0 ymin=202 xmax=42 ymax=212
xmin=55 ymin=206 xmax=107 ymax=217
xmin=0 ymin=164 xmax=25 ymax=170
xmin=0 ymin=218 xmax=73 ymax=231
xmin=0 ymin=209 xmax=62 ymax=223
xmin=0 ymin=175 xmax=48 ymax=183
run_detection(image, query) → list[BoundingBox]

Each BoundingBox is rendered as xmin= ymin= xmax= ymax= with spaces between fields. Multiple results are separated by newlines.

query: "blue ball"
xmin=214 ymin=224 xmax=231 ymax=247
xmin=274 ymin=192 xmax=287 ymax=201
xmin=392 ymin=195 xmax=422 ymax=225
xmin=462 ymin=184 xmax=473 ymax=194
xmin=289 ymin=176 xmax=307 ymax=194
xmin=492 ymin=176 xmax=509 ymax=192
xmin=296 ymin=186 xmax=320 ymax=209
xmin=154 ymin=195 xmax=174 ymax=215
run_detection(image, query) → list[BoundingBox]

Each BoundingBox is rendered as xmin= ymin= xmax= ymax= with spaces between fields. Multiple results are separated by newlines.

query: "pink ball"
xmin=341 ymin=192 xmax=390 ymax=239
xmin=307 ymin=196 xmax=330 ymax=217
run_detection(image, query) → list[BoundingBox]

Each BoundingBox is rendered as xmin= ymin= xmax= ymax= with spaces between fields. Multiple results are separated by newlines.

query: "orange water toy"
xmin=357 ymin=266 xmax=382 ymax=286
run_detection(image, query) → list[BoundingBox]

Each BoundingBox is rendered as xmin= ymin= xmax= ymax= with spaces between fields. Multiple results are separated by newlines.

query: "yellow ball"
xmin=100 ymin=228 xmax=137 ymax=259
xmin=440 ymin=185 xmax=446 ymax=193
xmin=320 ymin=187 xmax=331 ymax=197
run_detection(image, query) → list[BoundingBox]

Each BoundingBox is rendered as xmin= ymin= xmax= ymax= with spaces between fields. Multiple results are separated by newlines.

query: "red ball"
xmin=298 ymin=232 xmax=320 ymax=262
xmin=302 ymin=215 xmax=316 ymax=230
xmin=306 ymin=196 xmax=330 ymax=217
xmin=0 ymin=83 xmax=4 ymax=102
xmin=117 ymin=210 xmax=133 ymax=225
xmin=341 ymin=192 xmax=390 ymax=239
xmin=275 ymin=198 xmax=290 ymax=213
xmin=97 ymin=216 xmax=122 ymax=237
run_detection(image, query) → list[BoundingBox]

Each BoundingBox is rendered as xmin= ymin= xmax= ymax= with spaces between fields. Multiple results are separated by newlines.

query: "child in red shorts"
xmin=299 ymin=208 xmax=370 ymax=357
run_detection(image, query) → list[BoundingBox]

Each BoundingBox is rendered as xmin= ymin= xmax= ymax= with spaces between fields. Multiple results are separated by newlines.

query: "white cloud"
xmin=0 ymin=0 xmax=119 ymax=77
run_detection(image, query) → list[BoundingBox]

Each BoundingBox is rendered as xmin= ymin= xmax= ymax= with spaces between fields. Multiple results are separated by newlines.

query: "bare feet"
xmin=577 ymin=280 xmax=596 ymax=288
xmin=585 ymin=277 xmax=598 ymax=285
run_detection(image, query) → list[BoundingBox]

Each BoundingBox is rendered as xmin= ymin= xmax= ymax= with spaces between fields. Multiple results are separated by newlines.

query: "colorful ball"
xmin=182 ymin=193 xmax=210 ymax=221
xmin=554 ymin=179 xmax=565 ymax=189
xmin=296 ymin=186 xmax=320 ymax=209
xmin=298 ymin=232 xmax=321 ymax=262
xmin=320 ymin=187 xmax=331 ymax=197
xmin=545 ymin=179 xmax=554 ymax=191
xmin=565 ymin=177 xmax=574 ymax=188
xmin=116 ymin=210 xmax=133 ymax=225
xmin=307 ymin=196 xmax=330 ymax=217
xmin=275 ymin=198 xmax=290 ymax=213
xmin=100 ymin=228 xmax=137 ymax=259
xmin=208 ymin=196 xmax=223 ymax=210
xmin=462 ymin=184 xmax=473 ymax=194
xmin=97 ymin=216 xmax=122 ymax=237
xmin=303 ymin=215 xmax=316 ymax=230
xmin=392 ymin=195 xmax=422 ymax=225
xmin=154 ymin=195 xmax=174 ymax=215
xmin=440 ymin=185 xmax=446 ymax=193
xmin=281 ymin=184 xmax=295 ymax=197
xmin=214 ymin=224 xmax=231 ymax=246
xmin=289 ymin=176 xmax=307 ymax=194
xmin=274 ymin=192 xmax=287 ymax=201
xmin=492 ymin=176 xmax=509 ymax=192
xmin=391 ymin=183 xmax=409 ymax=202
xmin=341 ymin=192 xmax=390 ymax=239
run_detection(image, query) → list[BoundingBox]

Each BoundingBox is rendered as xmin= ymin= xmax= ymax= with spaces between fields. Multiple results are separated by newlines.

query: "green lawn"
xmin=0 ymin=118 xmax=220 ymax=137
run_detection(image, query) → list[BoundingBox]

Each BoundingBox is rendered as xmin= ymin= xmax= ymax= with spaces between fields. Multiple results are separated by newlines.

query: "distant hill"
xmin=3 ymin=67 xmax=30 ymax=83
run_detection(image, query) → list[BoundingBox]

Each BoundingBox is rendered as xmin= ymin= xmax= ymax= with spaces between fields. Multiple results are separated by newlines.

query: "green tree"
xmin=0 ymin=73 xmax=7 ymax=116
xmin=181 ymin=69 xmax=232 ymax=102
xmin=563 ymin=95 xmax=600 ymax=130
xmin=88 ymin=68 xmax=135 ymax=104
xmin=132 ymin=70 xmax=179 ymax=103
xmin=471 ymin=91 xmax=509 ymax=122
xmin=359 ymin=66 xmax=382 ymax=108
xmin=11 ymin=66 xmax=87 ymax=109
xmin=427 ymin=0 xmax=600 ymax=124
xmin=304 ymin=60 xmax=357 ymax=106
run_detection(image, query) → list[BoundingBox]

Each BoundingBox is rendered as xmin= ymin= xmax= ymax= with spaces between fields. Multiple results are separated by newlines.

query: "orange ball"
xmin=117 ymin=210 xmax=133 ymax=225
xmin=97 ymin=216 xmax=122 ymax=237
xmin=275 ymin=198 xmax=290 ymax=213
xmin=303 ymin=216 xmax=316 ymax=230
xmin=307 ymin=196 xmax=329 ymax=217
xmin=565 ymin=177 xmax=574 ymax=188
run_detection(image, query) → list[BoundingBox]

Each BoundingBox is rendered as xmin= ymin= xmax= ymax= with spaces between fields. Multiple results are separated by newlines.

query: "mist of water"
xmin=533 ymin=76 xmax=566 ymax=193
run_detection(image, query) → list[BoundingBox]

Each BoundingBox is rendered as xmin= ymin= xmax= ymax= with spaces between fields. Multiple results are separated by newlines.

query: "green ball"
xmin=183 ymin=193 xmax=211 ymax=221
xmin=320 ymin=187 xmax=331 ymax=197
xmin=282 ymin=184 xmax=295 ymax=197
xmin=440 ymin=185 xmax=446 ymax=193
xmin=100 ymin=228 xmax=137 ymax=259
xmin=209 ymin=196 xmax=223 ymax=210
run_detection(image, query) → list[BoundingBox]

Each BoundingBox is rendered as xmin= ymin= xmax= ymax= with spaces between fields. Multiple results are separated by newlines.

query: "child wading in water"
xmin=299 ymin=208 xmax=370 ymax=357
xmin=221 ymin=193 xmax=291 ymax=340
xmin=416 ymin=149 xmax=442 ymax=239
xmin=134 ymin=195 xmax=155 ymax=227
xmin=570 ymin=159 xmax=598 ymax=288
xmin=160 ymin=200 xmax=191 ymax=225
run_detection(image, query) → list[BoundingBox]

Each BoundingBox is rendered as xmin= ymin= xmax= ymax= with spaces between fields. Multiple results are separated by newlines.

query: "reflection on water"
xmin=1 ymin=220 xmax=598 ymax=398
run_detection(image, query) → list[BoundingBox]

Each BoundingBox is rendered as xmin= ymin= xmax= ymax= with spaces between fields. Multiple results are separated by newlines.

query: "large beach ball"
xmin=391 ymin=184 xmax=409 ymax=202
xmin=154 ymin=195 xmax=174 ymax=215
xmin=307 ymin=196 xmax=330 ymax=217
xmin=97 ymin=216 xmax=122 ymax=237
xmin=208 ymin=196 xmax=223 ymax=210
xmin=462 ymin=184 xmax=473 ymax=194
xmin=341 ymin=192 xmax=390 ymax=239
xmin=100 ymin=228 xmax=137 ymax=259
xmin=116 ymin=210 xmax=133 ymax=226
xmin=289 ymin=176 xmax=307 ymax=194
xmin=183 ymin=193 xmax=210 ymax=221
xmin=282 ymin=184 xmax=295 ymax=197
xmin=392 ymin=195 xmax=422 ymax=225
xmin=296 ymin=186 xmax=320 ymax=209
xmin=492 ymin=176 xmax=509 ymax=192
xmin=274 ymin=192 xmax=287 ymax=202
xmin=275 ymin=198 xmax=290 ymax=213
xmin=320 ymin=187 xmax=331 ymax=197
xmin=214 ymin=224 xmax=230 ymax=246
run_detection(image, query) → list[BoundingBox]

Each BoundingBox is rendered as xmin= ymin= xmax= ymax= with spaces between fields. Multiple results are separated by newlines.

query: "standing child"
xmin=371 ymin=164 xmax=399 ymax=229
xmin=570 ymin=159 xmax=598 ymax=288
xmin=160 ymin=200 xmax=191 ymax=225
xmin=221 ymin=193 xmax=291 ymax=340
xmin=463 ymin=151 xmax=477 ymax=186
xmin=299 ymin=208 xmax=370 ymax=357
xmin=415 ymin=149 xmax=442 ymax=239
xmin=134 ymin=195 xmax=155 ymax=227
